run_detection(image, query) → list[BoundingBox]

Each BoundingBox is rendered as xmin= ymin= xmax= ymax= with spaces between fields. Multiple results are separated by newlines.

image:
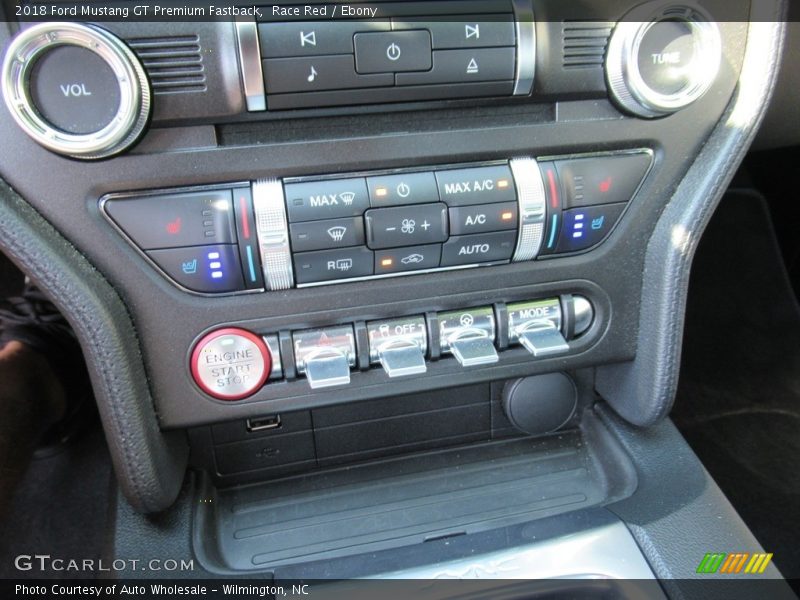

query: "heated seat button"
xmin=555 ymin=153 xmax=651 ymax=208
xmin=354 ymin=31 xmax=432 ymax=73
xmin=441 ymin=231 xmax=516 ymax=266
xmin=365 ymin=203 xmax=448 ymax=249
xmin=449 ymin=201 xmax=518 ymax=235
xmin=147 ymin=244 xmax=244 ymax=293
xmin=374 ymin=244 xmax=441 ymax=274
xmin=435 ymin=165 xmax=516 ymax=206
xmin=367 ymin=172 xmax=439 ymax=207
xmin=554 ymin=203 xmax=626 ymax=254
xmin=284 ymin=178 xmax=369 ymax=222
xmin=289 ymin=217 xmax=365 ymax=252
xmin=104 ymin=190 xmax=236 ymax=250
xmin=191 ymin=328 xmax=271 ymax=401
xmin=293 ymin=246 xmax=374 ymax=284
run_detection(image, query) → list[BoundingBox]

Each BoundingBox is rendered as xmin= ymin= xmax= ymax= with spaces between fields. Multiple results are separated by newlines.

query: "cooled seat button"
xmin=191 ymin=328 xmax=271 ymax=401
xmin=555 ymin=203 xmax=626 ymax=254
xmin=147 ymin=244 xmax=244 ymax=293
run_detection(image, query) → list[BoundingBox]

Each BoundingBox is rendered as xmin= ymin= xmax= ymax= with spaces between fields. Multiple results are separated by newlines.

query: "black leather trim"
xmin=595 ymin=6 xmax=789 ymax=427
xmin=0 ymin=178 xmax=187 ymax=513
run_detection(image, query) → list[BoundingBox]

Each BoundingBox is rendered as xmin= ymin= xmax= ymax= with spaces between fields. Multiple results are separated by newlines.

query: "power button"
xmin=191 ymin=328 xmax=271 ymax=401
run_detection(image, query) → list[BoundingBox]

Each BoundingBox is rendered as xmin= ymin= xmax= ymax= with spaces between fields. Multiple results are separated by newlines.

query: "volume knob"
xmin=606 ymin=4 xmax=722 ymax=118
xmin=1 ymin=22 xmax=151 ymax=159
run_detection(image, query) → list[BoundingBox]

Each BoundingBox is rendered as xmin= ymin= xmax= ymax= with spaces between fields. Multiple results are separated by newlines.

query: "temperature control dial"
xmin=2 ymin=22 xmax=151 ymax=159
xmin=605 ymin=4 xmax=722 ymax=118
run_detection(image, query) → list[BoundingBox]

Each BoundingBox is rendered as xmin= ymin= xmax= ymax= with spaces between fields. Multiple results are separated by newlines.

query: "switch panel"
xmin=189 ymin=295 xmax=595 ymax=402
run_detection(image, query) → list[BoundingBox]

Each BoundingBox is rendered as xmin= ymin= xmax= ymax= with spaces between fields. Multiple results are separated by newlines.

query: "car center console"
xmin=0 ymin=0 xmax=751 ymax=428
xmin=0 ymin=0 xmax=788 ymax=582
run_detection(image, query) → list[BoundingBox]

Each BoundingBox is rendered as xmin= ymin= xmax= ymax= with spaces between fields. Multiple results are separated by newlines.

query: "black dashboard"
xmin=0 ymin=0 xmax=787 ymax=539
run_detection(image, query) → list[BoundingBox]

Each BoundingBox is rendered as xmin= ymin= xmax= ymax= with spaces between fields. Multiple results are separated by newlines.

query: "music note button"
xmin=262 ymin=55 xmax=393 ymax=94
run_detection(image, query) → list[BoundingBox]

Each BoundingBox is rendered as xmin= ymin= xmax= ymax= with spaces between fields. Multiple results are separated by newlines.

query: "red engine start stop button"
xmin=190 ymin=328 xmax=271 ymax=401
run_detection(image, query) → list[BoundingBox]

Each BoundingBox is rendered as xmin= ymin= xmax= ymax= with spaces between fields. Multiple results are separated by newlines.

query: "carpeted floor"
xmin=672 ymin=190 xmax=800 ymax=579
xmin=0 ymin=426 xmax=113 ymax=578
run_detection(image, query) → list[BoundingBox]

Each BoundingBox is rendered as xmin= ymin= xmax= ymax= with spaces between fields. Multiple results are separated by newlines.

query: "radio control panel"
xmin=100 ymin=150 xmax=652 ymax=294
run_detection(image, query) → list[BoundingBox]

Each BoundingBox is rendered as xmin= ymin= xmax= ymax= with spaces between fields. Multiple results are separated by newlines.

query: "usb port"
xmin=246 ymin=415 xmax=282 ymax=433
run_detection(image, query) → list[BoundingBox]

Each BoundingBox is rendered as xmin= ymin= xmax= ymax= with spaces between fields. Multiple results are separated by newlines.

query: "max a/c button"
xmin=441 ymin=231 xmax=517 ymax=266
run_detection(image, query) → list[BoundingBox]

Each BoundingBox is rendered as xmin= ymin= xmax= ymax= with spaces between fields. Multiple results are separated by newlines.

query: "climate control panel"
xmin=101 ymin=150 xmax=652 ymax=294
xmin=190 ymin=294 xmax=593 ymax=401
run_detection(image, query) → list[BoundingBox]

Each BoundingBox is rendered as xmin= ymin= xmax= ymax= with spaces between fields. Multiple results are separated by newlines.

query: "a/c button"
xmin=441 ymin=231 xmax=516 ymax=266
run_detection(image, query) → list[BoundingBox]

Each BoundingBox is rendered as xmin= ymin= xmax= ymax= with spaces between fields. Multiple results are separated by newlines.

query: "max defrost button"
xmin=191 ymin=328 xmax=271 ymax=401
xmin=284 ymin=178 xmax=369 ymax=222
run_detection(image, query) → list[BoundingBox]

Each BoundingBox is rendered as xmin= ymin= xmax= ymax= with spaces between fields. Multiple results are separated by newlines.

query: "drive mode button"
xmin=436 ymin=165 xmax=517 ymax=206
xmin=441 ymin=231 xmax=517 ymax=266
xmin=284 ymin=178 xmax=369 ymax=222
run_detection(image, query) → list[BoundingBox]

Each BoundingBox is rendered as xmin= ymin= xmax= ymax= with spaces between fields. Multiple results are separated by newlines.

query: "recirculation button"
xmin=191 ymin=328 xmax=271 ymax=400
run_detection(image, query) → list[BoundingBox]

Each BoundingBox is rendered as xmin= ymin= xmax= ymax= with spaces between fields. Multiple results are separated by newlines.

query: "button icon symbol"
xmin=339 ymin=192 xmax=356 ymax=206
xmin=386 ymin=43 xmax=402 ymax=61
xmin=300 ymin=31 xmax=316 ymax=47
xmin=166 ymin=217 xmax=182 ymax=234
xmin=401 ymin=253 xmax=424 ymax=265
xmin=327 ymin=226 xmax=347 ymax=241
xmin=327 ymin=258 xmax=353 ymax=272
xmin=465 ymin=24 xmax=480 ymax=40
xmin=307 ymin=66 xmax=318 ymax=83
xmin=181 ymin=259 xmax=198 ymax=274
xmin=401 ymin=219 xmax=416 ymax=234
xmin=598 ymin=176 xmax=613 ymax=193
xmin=420 ymin=220 xmax=431 ymax=231
xmin=466 ymin=58 xmax=479 ymax=74
xmin=591 ymin=216 xmax=605 ymax=230
xmin=396 ymin=182 xmax=411 ymax=198
xmin=460 ymin=313 xmax=475 ymax=327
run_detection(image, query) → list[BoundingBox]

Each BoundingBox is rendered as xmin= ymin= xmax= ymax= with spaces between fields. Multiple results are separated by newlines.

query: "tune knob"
xmin=1 ymin=22 xmax=151 ymax=159
xmin=605 ymin=4 xmax=722 ymax=118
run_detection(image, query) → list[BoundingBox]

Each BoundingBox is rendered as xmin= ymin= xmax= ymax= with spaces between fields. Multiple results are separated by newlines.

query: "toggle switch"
xmin=508 ymin=298 xmax=569 ymax=357
xmin=439 ymin=307 xmax=499 ymax=367
xmin=293 ymin=325 xmax=356 ymax=389
xmin=367 ymin=316 xmax=428 ymax=377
